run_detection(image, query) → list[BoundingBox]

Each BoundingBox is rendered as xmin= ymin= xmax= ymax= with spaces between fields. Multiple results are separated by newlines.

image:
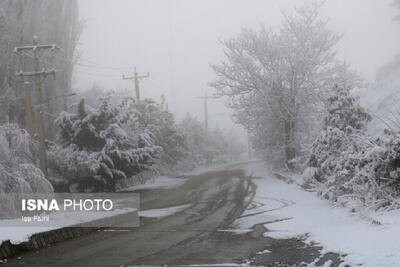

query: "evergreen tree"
xmin=0 ymin=123 xmax=53 ymax=193
xmin=123 ymin=98 xmax=187 ymax=169
xmin=323 ymin=85 xmax=371 ymax=132
xmin=178 ymin=114 xmax=244 ymax=169
xmin=49 ymin=97 xmax=160 ymax=192
xmin=307 ymin=85 xmax=375 ymax=207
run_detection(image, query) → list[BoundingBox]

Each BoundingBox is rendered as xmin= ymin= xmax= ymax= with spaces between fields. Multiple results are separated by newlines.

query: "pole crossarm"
xmin=137 ymin=73 xmax=150 ymax=80
xmin=14 ymin=44 xmax=61 ymax=54
xmin=122 ymin=75 xmax=134 ymax=80
xmin=15 ymin=69 xmax=57 ymax=77
xmin=122 ymin=67 xmax=150 ymax=102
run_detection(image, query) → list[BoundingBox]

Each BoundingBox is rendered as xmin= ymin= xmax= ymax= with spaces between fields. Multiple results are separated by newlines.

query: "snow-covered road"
xmin=5 ymin=161 xmax=399 ymax=266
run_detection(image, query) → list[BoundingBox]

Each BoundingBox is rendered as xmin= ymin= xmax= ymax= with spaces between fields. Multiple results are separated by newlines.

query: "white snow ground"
xmin=0 ymin=208 xmax=137 ymax=244
xmin=238 ymin=162 xmax=400 ymax=267
xmin=0 ymin=203 xmax=189 ymax=244
xmin=139 ymin=204 xmax=191 ymax=218
xmin=121 ymin=175 xmax=185 ymax=191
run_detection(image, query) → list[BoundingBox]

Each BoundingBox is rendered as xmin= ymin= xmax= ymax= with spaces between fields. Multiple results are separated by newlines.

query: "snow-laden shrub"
xmin=0 ymin=123 xmax=31 ymax=165
xmin=367 ymin=134 xmax=400 ymax=202
xmin=177 ymin=114 xmax=244 ymax=170
xmin=308 ymin=85 xmax=400 ymax=210
xmin=122 ymin=98 xmax=187 ymax=170
xmin=308 ymin=85 xmax=379 ymax=209
xmin=49 ymin=98 xmax=161 ymax=192
xmin=0 ymin=124 xmax=53 ymax=218
xmin=17 ymin=164 xmax=53 ymax=193
xmin=0 ymin=123 xmax=53 ymax=193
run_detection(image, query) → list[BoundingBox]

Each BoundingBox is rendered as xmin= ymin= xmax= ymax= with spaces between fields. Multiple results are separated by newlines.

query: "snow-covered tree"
xmin=48 ymin=97 xmax=160 ymax=192
xmin=309 ymin=84 xmax=371 ymax=176
xmin=73 ymin=89 xmax=187 ymax=171
xmin=0 ymin=123 xmax=53 ymax=218
xmin=211 ymin=2 xmax=362 ymax=169
xmin=178 ymin=114 xmax=244 ymax=169
xmin=307 ymin=85 xmax=381 ymax=208
xmin=323 ymin=85 xmax=372 ymax=132
xmin=0 ymin=0 xmax=80 ymax=134
xmin=0 ymin=123 xmax=53 ymax=194
xmin=125 ymin=99 xmax=186 ymax=169
xmin=395 ymin=0 xmax=400 ymax=19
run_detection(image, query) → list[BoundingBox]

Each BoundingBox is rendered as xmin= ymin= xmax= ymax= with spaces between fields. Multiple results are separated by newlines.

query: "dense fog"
xmin=1 ymin=1 xmax=400 ymax=266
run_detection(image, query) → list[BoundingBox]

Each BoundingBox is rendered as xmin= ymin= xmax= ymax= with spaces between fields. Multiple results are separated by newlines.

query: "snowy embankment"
xmin=121 ymin=161 xmax=257 ymax=192
xmin=0 ymin=208 xmax=137 ymax=244
xmin=120 ymin=175 xmax=185 ymax=191
xmin=0 ymin=174 xmax=187 ymax=245
xmin=238 ymin=162 xmax=400 ymax=267
xmin=139 ymin=204 xmax=191 ymax=218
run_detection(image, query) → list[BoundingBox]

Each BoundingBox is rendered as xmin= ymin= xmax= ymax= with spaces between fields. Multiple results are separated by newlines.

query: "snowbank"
xmin=139 ymin=204 xmax=190 ymax=218
xmin=120 ymin=175 xmax=185 ymax=191
xmin=240 ymin=162 xmax=400 ymax=267
xmin=0 ymin=208 xmax=137 ymax=244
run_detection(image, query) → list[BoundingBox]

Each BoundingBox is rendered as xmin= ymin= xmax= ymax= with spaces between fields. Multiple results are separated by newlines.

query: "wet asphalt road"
xmin=6 ymin=165 xmax=344 ymax=267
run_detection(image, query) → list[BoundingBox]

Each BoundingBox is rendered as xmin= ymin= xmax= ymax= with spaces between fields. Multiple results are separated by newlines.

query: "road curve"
xmin=7 ymin=169 xmax=253 ymax=267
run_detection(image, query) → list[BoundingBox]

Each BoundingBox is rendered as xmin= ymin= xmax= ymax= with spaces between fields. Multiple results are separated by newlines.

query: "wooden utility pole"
xmin=14 ymin=38 xmax=60 ymax=176
xmin=247 ymin=130 xmax=252 ymax=159
xmin=23 ymin=81 xmax=34 ymax=136
xmin=122 ymin=67 xmax=150 ymax=103
xmin=197 ymin=92 xmax=213 ymax=131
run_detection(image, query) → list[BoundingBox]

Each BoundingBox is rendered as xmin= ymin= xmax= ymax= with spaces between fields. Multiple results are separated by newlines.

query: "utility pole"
xmin=247 ymin=130 xmax=252 ymax=159
xmin=23 ymin=81 xmax=33 ymax=136
xmin=14 ymin=37 xmax=61 ymax=176
xmin=122 ymin=67 xmax=150 ymax=103
xmin=197 ymin=92 xmax=213 ymax=131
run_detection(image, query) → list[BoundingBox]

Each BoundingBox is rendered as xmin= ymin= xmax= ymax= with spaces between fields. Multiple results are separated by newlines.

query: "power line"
xmin=74 ymin=69 xmax=123 ymax=78
xmin=2 ymin=26 xmax=133 ymax=74
xmin=55 ymin=51 xmax=132 ymax=71
xmin=77 ymin=57 xmax=131 ymax=71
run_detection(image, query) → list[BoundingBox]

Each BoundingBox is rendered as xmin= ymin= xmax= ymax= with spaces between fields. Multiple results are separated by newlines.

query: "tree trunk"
xmin=284 ymin=119 xmax=296 ymax=169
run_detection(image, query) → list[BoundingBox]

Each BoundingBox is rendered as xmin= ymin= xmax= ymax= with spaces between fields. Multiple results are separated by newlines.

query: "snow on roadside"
xmin=180 ymin=163 xmax=234 ymax=176
xmin=217 ymin=229 xmax=254 ymax=234
xmin=184 ymin=263 xmax=251 ymax=267
xmin=123 ymin=161 xmax=259 ymax=192
xmin=239 ymin=162 xmax=400 ymax=267
xmin=256 ymin=249 xmax=271 ymax=255
xmin=2 ymin=203 xmax=190 ymax=243
xmin=139 ymin=204 xmax=191 ymax=218
xmin=181 ymin=160 xmax=262 ymax=177
xmin=0 ymin=208 xmax=137 ymax=244
xmin=121 ymin=176 xmax=185 ymax=191
xmin=0 ymin=226 xmax=56 ymax=244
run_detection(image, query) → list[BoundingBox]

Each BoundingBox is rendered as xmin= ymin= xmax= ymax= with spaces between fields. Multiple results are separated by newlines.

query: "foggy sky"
xmin=75 ymin=0 xmax=400 ymax=132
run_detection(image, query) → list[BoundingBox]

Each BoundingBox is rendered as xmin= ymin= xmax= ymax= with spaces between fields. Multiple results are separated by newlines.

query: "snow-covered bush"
xmin=48 ymin=98 xmax=160 ymax=192
xmin=308 ymin=85 xmax=373 ymax=207
xmin=309 ymin=85 xmax=371 ymax=180
xmin=367 ymin=133 xmax=400 ymax=202
xmin=0 ymin=123 xmax=53 ymax=194
xmin=73 ymin=90 xmax=187 ymax=172
xmin=308 ymin=85 xmax=400 ymax=210
xmin=0 ymin=123 xmax=53 ymax=218
xmin=178 ymin=114 xmax=244 ymax=170
xmin=122 ymin=98 xmax=187 ymax=170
